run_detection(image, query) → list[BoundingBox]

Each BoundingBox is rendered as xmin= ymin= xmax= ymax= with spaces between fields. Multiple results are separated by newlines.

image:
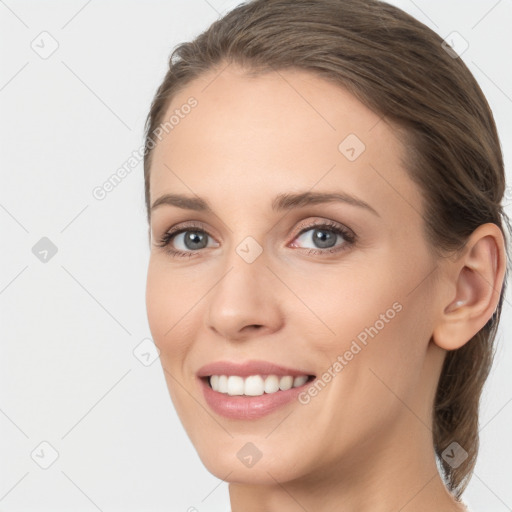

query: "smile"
xmin=196 ymin=360 xmax=316 ymax=419
xmin=208 ymin=374 xmax=310 ymax=396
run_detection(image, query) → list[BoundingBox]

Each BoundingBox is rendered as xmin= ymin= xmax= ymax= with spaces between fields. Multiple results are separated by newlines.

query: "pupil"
xmin=314 ymin=229 xmax=335 ymax=248
xmin=185 ymin=231 xmax=207 ymax=250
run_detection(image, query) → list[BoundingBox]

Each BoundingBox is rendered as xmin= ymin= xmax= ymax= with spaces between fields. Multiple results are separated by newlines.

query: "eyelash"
xmin=155 ymin=220 xmax=357 ymax=259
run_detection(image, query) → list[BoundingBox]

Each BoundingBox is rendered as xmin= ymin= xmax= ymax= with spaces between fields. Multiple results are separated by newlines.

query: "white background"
xmin=0 ymin=1 xmax=510 ymax=511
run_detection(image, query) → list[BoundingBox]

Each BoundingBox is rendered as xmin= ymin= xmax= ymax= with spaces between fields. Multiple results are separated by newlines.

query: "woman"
xmin=143 ymin=0 xmax=510 ymax=510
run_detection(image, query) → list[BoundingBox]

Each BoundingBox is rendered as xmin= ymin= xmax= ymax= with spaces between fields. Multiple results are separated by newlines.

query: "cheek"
xmin=320 ymin=280 xmax=436 ymax=429
xmin=145 ymin=258 xmax=194 ymax=363
xmin=145 ymin=260 xmax=169 ymax=343
xmin=291 ymin=264 xmax=402 ymax=356
xmin=146 ymin=260 xmax=201 ymax=420
xmin=299 ymin=255 xmax=431 ymax=394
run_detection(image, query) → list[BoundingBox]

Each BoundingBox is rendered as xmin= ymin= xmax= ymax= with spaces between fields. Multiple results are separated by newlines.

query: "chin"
xmin=188 ymin=433 xmax=313 ymax=485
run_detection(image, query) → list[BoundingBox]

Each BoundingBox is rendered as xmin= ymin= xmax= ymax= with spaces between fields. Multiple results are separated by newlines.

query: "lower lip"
xmin=199 ymin=377 xmax=313 ymax=420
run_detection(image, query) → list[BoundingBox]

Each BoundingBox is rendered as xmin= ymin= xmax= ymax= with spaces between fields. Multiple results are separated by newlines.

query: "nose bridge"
xmin=205 ymin=235 xmax=284 ymax=338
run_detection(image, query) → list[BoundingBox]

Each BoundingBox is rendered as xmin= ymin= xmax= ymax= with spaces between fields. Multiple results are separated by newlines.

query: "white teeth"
xmin=218 ymin=375 xmax=228 ymax=393
xmin=244 ymin=375 xmax=265 ymax=396
xmin=227 ymin=376 xmax=244 ymax=396
xmin=264 ymin=375 xmax=280 ymax=394
xmin=293 ymin=375 xmax=308 ymax=387
xmin=208 ymin=374 xmax=310 ymax=395
xmin=279 ymin=375 xmax=293 ymax=391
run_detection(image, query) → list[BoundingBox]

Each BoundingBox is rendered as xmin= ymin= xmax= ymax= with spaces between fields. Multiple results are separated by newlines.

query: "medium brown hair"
xmin=142 ymin=0 xmax=510 ymax=498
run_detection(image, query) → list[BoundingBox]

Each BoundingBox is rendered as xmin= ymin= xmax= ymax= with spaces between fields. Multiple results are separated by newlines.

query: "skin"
xmin=145 ymin=63 xmax=506 ymax=512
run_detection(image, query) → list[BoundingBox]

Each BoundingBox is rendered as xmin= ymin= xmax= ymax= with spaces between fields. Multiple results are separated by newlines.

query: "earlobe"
xmin=432 ymin=223 xmax=506 ymax=351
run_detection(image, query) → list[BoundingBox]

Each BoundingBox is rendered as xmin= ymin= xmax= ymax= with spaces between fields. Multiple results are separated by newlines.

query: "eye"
xmin=155 ymin=223 xmax=219 ymax=258
xmin=290 ymin=220 xmax=356 ymax=255
xmin=155 ymin=219 xmax=356 ymax=258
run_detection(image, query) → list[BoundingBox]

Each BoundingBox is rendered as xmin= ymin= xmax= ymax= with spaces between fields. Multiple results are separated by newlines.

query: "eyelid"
xmin=160 ymin=220 xmax=219 ymax=240
xmin=293 ymin=218 xmax=356 ymax=240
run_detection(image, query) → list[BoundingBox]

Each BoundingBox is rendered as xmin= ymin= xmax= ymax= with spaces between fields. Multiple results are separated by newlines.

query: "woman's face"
xmin=146 ymin=65 xmax=448 ymax=484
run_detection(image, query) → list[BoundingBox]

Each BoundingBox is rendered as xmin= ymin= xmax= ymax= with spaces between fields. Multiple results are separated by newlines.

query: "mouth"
xmin=196 ymin=360 xmax=316 ymax=419
xmin=201 ymin=374 xmax=316 ymax=396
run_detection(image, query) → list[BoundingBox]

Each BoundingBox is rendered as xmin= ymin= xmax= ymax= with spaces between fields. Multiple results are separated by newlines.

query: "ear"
xmin=432 ymin=223 xmax=507 ymax=351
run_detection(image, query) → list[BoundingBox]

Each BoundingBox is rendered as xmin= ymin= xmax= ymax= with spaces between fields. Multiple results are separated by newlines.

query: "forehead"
xmin=148 ymin=65 xmax=422 ymax=220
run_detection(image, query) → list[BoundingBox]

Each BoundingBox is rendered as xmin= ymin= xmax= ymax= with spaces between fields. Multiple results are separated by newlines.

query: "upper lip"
xmin=196 ymin=360 xmax=315 ymax=378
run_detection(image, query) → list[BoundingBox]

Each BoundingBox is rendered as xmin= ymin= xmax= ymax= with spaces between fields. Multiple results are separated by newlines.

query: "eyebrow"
xmin=151 ymin=191 xmax=379 ymax=216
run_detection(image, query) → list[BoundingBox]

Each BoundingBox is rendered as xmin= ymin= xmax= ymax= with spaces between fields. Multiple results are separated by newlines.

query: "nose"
xmin=205 ymin=251 xmax=284 ymax=342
